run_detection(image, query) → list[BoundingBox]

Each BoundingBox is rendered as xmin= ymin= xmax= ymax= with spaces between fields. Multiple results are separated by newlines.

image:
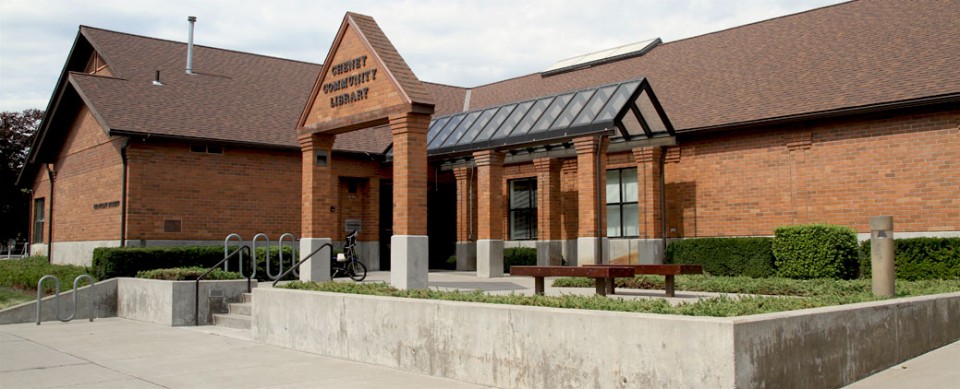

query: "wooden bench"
xmin=509 ymin=266 xmax=635 ymax=296
xmin=585 ymin=264 xmax=703 ymax=297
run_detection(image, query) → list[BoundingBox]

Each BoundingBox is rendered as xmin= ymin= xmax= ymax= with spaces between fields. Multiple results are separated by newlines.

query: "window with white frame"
xmin=33 ymin=198 xmax=45 ymax=244
xmin=509 ymin=178 xmax=537 ymax=240
xmin=606 ymin=168 xmax=638 ymax=237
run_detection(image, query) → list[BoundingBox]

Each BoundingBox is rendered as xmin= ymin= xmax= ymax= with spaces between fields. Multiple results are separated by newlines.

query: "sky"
xmin=0 ymin=0 xmax=845 ymax=112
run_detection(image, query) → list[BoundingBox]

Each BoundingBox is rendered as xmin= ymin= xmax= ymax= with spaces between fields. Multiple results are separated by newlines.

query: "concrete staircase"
xmin=212 ymin=292 xmax=252 ymax=330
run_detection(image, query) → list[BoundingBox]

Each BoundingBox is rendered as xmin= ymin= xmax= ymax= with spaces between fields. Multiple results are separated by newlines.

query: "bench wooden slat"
xmin=509 ymin=266 xmax=634 ymax=278
xmin=585 ymin=264 xmax=703 ymax=275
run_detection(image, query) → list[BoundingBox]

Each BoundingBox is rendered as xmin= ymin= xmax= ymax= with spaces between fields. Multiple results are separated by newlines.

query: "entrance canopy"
xmin=426 ymin=78 xmax=674 ymax=157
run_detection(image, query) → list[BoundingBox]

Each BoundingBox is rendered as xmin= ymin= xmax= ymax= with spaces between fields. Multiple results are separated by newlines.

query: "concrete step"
xmin=212 ymin=313 xmax=251 ymax=330
xmin=228 ymin=302 xmax=251 ymax=316
xmin=242 ymin=293 xmax=253 ymax=303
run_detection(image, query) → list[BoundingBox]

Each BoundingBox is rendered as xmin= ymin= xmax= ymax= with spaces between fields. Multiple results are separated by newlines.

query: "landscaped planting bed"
xmin=279 ymin=276 xmax=960 ymax=317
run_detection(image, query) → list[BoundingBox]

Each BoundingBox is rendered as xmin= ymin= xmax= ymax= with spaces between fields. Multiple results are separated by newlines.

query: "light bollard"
xmin=870 ymin=216 xmax=895 ymax=297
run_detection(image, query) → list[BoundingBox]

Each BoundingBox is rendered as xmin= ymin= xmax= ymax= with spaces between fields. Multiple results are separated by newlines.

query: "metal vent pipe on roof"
xmin=186 ymin=16 xmax=197 ymax=74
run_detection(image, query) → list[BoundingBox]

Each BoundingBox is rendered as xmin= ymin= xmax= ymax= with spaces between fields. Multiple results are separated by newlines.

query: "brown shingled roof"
xmin=77 ymin=27 xmax=320 ymax=148
xmin=466 ymin=0 xmax=960 ymax=132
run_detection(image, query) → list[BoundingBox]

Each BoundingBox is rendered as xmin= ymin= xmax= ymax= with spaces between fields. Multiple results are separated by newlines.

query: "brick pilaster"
xmin=453 ymin=166 xmax=475 ymax=242
xmin=300 ymin=133 xmax=337 ymax=238
xmin=574 ymin=136 xmax=609 ymax=238
xmin=533 ymin=158 xmax=562 ymax=240
xmin=390 ymin=112 xmax=430 ymax=236
xmin=633 ymin=147 xmax=664 ymax=239
xmin=474 ymin=150 xmax=505 ymax=240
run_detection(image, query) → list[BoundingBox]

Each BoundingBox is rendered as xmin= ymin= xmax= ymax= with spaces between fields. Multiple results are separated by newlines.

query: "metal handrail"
xmin=36 ymin=274 xmax=96 ymax=325
xmin=272 ymin=243 xmax=331 ymax=287
xmin=195 ymin=246 xmax=252 ymax=326
xmin=278 ymin=233 xmax=298 ymax=278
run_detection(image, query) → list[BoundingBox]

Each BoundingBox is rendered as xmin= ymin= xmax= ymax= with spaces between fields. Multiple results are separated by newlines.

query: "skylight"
xmin=542 ymin=38 xmax=661 ymax=76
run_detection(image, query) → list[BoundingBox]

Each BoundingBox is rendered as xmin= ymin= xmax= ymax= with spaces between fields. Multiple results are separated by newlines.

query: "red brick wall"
xmin=665 ymin=106 xmax=960 ymax=237
xmin=30 ymin=106 xmax=124 ymax=243
xmin=125 ymin=140 xmax=301 ymax=241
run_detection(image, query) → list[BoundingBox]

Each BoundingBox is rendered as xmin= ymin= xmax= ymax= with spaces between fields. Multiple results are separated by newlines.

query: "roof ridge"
xmin=79 ymin=25 xmax=322 ymax=67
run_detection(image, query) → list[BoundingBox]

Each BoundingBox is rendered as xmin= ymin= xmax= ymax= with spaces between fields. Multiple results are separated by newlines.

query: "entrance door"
xmin=428 ymin=182 xmax=457 ymax=269
xmin=378 ymin=180 xmax=393 ymax=270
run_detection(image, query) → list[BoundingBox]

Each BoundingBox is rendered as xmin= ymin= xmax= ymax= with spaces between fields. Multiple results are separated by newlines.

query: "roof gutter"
xmin=678 ymin=93 xmax=960 ymax=135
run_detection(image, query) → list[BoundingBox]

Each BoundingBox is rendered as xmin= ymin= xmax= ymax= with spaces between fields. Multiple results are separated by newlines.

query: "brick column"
xmin=574 ymin=135 xmax=609 ymax=265
xmin=299 ymin=133 xmax=336 ymax=281
xmin=453 ymin=166 xmax=477 ymax=271
xmin=389 ymin=112 xmax=430 ymax=289
xmin=533 ymin=158 xmax=563 ymax=265
xmin=633 ymin=146 xmax=665 ymax=264
xmin=474 ymin=149 xmax=505 ymax=277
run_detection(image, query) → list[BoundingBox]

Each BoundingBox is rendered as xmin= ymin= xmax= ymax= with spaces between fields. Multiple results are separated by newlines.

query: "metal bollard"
xmin=870 ymin=216 xmax=895 ymax=297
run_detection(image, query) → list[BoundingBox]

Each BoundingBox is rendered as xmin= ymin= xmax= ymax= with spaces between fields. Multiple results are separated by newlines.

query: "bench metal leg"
xmin=665 ymin=275 xmax=676 ymax=297
xmin=605 ymin=278 xmax=615 ymax=295
xmin=595 ymin=278 xmax=606 ymax=296
xmin=535 ymin=277 xmax=545 ymax=296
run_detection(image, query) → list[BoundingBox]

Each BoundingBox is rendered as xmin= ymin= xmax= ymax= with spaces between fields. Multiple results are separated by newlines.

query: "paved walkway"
xmin=0 ymin=318 xmax=489 ymax=388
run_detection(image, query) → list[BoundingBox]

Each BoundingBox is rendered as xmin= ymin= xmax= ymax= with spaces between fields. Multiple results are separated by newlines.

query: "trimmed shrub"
xmin=136 ymin=267 xmax=242 ymax=281
xmin=93 ymin=245 xmax=297 ymax=281
xmin=773 ymin=224 xmax=858 ymax=279
xmin=503 ymin=247 xmax=537 ymax=273
xmin=665 ymin=237 xmax=775 ymax=277
xmin=859 ymin=237 xmax=960 ymax=280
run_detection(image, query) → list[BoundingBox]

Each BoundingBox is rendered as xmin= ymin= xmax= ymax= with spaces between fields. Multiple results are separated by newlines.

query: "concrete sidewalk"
xmin=0 ymin=318 xmax=489 ymax=388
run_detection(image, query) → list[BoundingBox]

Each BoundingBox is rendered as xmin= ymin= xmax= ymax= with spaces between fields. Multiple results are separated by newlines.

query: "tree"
xmin=0 ymin=109 xmax=44 ymax=246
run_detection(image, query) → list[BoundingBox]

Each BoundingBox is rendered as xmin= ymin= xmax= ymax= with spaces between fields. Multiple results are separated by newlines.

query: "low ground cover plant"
xmin=278 ymin=277 xmax=960 ymax=317
xmin=0 ymin=256 xmax=92 ymax=292
xmin=0 ymin=256 xmax=94 ymax=309
xmin=135 ymin=267 xmax=242 ymax=281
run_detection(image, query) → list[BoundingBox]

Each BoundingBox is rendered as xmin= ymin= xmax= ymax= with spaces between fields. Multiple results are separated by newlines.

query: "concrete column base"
xmin=358 ymin=241 xmax=380 ymax=271
xmin=299 ymin=238 xmax=332 ymax=282
xmin=536 ymin=240 xmax=564 ymax=266
xmin=455 ymin=241 xmax=477 ymax=271
xmin=477 ymin=239 xmax=504 ymax=278
xmin=577 ymin=237 xmax=609 ymax=265
xmin=607 ymin=238 xmax=666 ymax=264
xmin=391 ymin=235 xmax=429 ymax=290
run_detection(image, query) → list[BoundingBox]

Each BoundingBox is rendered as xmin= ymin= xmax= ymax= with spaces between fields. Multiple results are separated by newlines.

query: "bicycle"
xmin=332 ymin=229 xmax=367 ymax=281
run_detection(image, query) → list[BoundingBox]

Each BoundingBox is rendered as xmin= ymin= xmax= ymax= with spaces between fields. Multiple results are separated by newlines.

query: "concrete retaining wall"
xmin=0 ymin=278 xmax=118 ymax=325
xmin=253 ymin=288 xmax=960 ymax=388
xmin=118 ymin=278 xmax=254 ymax=326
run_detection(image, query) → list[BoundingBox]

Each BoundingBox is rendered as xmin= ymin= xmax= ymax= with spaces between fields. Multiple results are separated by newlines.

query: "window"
xmin=509 ymin=178 xmax=537 ymax=240
xmin=190 ymin=145 xmax=223 ymax=154
xmin=33 ymin=198 xmax=45 ymax=243
xmin=606 ymin=168 xmax=638 ymax=237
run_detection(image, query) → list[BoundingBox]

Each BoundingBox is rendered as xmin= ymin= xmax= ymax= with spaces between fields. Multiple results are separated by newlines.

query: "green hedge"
xmin=859 ymin=237 xmax=960 ymax=280
xmin=664 ymin=237 xmax=775 ymax=277
xmin=773 ymin=224 xmax=858 ymax=279
xmin=136 ymin=267 xmax=242 ymax=281
xmin=93 ymin=245 xmax=298 ymax=281
xmin=504 ymin=247 xmax=537 ymax=273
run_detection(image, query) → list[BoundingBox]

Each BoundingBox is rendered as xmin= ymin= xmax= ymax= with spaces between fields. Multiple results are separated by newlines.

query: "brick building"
xmin=21 ymin=1 xmax=959 ymax=277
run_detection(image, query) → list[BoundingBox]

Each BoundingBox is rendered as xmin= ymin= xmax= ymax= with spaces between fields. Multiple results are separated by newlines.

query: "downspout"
xmin=659 ymin=146 xmax=668 ymax=259
xmin=45 ymin=164 xmax=55 ymax=263
xmin=468 ymin=165 xmax=474 ymax=241
xmin=120 ymin=139 xmax=130 ymax=247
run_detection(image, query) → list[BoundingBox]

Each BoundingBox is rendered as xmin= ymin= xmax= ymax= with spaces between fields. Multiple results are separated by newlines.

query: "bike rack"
xmin=36 ymin=274 xmax=96 ymax=325
xmin=223 ymin=233 xmax=243 ymax=273
xmin=251 ymin=233 xmax=269 ymax=280
xmin=278 ymin=233 xmax=298 ymax=278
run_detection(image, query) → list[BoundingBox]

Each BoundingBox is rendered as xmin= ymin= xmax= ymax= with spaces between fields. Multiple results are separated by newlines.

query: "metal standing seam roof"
xmin=424 ymin=78 xmax=675 ymax=157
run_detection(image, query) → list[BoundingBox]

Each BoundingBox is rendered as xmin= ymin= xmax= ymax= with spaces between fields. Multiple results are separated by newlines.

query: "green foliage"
xmin=92 ymin=245 xmax=298 ymax=281
xmin=0 ymin=256 xmax=92 ymax=293
xmin=446 ymin=255 xmax=457 ymax=270
xmin=503 ymin=247 xmax=537 ymax=273
xmin=279 ymin=276 xmax=960 ymax=317
xmin=773 ymin=224 xmax=858 ymax=279
xmin=665 ymin=237 xmax=775 ymax=277
xmin=135 ymin=267 xmax=242 ymax=281
xmin=0 ymin=287 xmax=34 ymax=309
xmin=859 ymin=238 xmax=960 ymax=280
xmin=1 ymin=108 xmax=44 ymax=242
